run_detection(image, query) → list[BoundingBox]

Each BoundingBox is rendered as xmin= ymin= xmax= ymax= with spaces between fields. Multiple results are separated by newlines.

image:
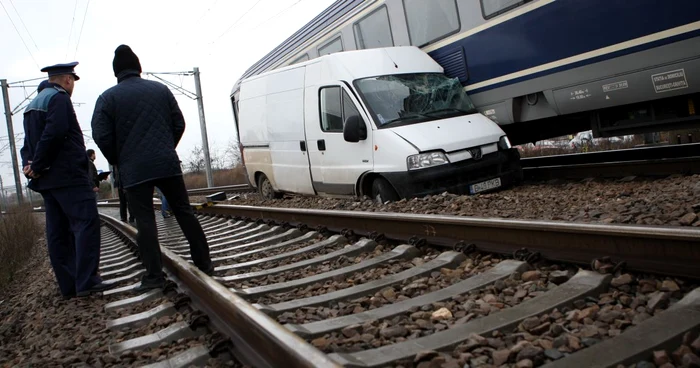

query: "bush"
xmin=0 ymin=206 xmax=42 ymax=288
xmin=183 ymin=167 xmax=248 ymax=189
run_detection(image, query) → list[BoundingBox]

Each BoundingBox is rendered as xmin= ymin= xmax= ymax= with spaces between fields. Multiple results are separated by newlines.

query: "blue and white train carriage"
xmin=231 ymin=0 xmax=700 ymax=144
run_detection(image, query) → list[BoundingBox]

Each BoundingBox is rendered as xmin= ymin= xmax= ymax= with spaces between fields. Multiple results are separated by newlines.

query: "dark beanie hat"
xmin=112 ymin=45 xmax=142 ymax=77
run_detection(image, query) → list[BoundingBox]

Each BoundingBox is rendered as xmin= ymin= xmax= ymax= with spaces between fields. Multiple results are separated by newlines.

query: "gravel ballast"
xmin=0 ymin=234 xmax=237 ymax=367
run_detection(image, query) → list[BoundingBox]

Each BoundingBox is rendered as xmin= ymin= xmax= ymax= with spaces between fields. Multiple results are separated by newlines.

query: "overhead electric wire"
xmin=73 ymin=0 xmax=91 ymax=59
xmin=8 ymin=0 xmax=38 ymax=49
xmin=0 ymin=0 xmax=39 ymax=68
xmin=213 ymin=0 xmax=265 ymax=43
xmin=251 ymin=0 xmax=307 ymax=32
xmin=65 ymin=0 xmax=79 ymax=59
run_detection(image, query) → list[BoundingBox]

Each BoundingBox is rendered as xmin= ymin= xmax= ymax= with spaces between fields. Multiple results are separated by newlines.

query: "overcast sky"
xmin=0 ymin=0 xmax=334 ymax=194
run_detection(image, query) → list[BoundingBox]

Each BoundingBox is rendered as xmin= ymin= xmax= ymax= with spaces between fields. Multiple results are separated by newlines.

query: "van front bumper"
xmin=382 ymin=148 xmax=522 ymax=199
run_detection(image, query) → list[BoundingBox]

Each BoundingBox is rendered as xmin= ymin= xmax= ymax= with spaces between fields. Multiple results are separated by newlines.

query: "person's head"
xmin=37 ymin=80 xmax=50 ymax=93
xmin=112 ymin=45 xmax=142 ymax=77
xmin=87 ymin=149 xmax=95 ymax=161
xmin=40 ymin=62 xmax=80 ymax=96
xmin=48 ymin=74 xmax=77 ymax=96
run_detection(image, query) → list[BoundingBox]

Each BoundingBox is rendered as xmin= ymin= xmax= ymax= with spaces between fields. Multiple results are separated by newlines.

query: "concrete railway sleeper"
xmin=95 ymin=205 xmax=700 ymax=368
xmin=92 ymin=223 xmax=239 ymax=367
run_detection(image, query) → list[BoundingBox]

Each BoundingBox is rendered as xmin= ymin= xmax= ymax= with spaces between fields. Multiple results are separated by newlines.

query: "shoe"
xmin=62 ymin=293 xmax=76 ymax=300
xmin=201 ymin=266 xmax=216 ymax=276
xmin=76 ymin=282 xmax=117 ymax=297
xmin=133 ymin=282 xmax=164 ymax=294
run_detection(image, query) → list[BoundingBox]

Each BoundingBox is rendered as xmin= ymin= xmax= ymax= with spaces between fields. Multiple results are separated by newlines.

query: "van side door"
xmin=304 ymin=84 xmax=374 ymax=195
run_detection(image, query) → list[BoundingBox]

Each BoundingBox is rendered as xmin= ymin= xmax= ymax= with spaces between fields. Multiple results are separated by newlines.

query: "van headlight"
xmin=407 ymin=151 xmax=449 ymax=170
xmin=498 ymin=136 xmax=512 ymax=150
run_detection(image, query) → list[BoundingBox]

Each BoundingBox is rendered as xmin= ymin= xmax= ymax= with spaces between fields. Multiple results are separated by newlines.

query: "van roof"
xmin=233 ymin=46 xmax=443 ymax=96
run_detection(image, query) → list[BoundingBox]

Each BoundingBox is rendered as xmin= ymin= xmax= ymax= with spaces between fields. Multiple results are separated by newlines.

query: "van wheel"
xmin=258 ymin=174 xmax=281 ymax=200
xmin=371 ymin=178 xmax=399 ymax=204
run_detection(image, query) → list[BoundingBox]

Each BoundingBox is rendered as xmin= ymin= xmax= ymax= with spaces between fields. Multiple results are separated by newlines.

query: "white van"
xmin=235 ymin=46 xmax=522 ymax=201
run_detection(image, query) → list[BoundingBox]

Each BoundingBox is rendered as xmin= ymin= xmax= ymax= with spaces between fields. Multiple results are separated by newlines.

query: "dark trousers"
xmin=125 ymin=175 xmax=212 ymax=285
xmin=41 ymin=185 xmax=102 ymax=296
xmin=117 ymin=186 xmax=133 ymax=221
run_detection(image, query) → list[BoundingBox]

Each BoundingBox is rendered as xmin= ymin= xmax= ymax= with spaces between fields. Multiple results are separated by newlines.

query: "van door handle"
xmin=300 ymin=141 xmax=306 ymax=152
xmin=317 ymin=139 xmax=326 ymax=151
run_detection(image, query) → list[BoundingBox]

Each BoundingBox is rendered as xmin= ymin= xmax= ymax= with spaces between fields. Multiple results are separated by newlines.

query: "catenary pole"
xmin=193 ymin=67 xmax=214 ymax=188
xmin=1 ymin=79 xmax=24 ymax=204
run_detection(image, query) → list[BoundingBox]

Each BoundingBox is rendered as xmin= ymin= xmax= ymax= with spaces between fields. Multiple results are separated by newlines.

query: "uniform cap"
xmin=40 ymin=61 xmax=80 ymax=81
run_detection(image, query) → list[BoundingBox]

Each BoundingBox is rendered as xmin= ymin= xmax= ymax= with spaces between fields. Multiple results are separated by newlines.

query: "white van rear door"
xmin=304 ymin=84 xmax=373 ymax=195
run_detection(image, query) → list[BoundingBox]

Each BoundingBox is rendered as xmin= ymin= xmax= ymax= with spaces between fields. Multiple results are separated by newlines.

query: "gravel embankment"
xmin=0 ymin=235 xmax=237 ymax=367
xmin=195 ymin=175 xmax=700 ymax=227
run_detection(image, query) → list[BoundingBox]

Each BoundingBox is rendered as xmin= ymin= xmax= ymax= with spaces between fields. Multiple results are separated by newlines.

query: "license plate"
xmin=469 ymin=178 xmax=502 ymax=194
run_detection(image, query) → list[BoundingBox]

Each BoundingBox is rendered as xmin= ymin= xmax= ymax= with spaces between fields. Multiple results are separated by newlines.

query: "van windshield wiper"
xmin=382 ymin=114 xmax=427 ymax=126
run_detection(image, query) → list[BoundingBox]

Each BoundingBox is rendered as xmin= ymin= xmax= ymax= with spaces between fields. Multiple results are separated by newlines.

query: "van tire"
xmin=257 ymin=174 xmax=282 ymax=200
xmin=371 ymin=177 xmax=399 ymax=204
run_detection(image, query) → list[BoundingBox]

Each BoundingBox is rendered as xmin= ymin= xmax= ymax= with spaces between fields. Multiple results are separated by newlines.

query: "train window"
xmin=481 ymin=0 xmax=527 ymax=19
xmin=318 ymin=36 xmax=343 ymax=56
xmin=291 ymin=53 xmax=309 ymax=65
xmin=403 ymin=0 xmax=460 ymax=47
xmin=353 ymin=5 xmax=394 ymax=49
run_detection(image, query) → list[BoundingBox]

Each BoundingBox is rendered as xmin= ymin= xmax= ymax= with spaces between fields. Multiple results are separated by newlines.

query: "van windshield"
xmin=354 ymin=73 xmax=478 ymax=128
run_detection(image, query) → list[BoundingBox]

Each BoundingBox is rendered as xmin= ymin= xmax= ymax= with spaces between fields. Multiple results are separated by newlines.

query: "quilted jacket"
xmin=21 ymin=83 xmax=92 ymax=192
xmin=91 ymin=70 xmax=185 ymax=188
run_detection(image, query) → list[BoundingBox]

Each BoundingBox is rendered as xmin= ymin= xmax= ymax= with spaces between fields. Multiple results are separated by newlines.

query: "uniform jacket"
xmin=91 ymin=70 xmax=185 ymax=188
xmin=20 ymin=83 xmax=91 ymax=192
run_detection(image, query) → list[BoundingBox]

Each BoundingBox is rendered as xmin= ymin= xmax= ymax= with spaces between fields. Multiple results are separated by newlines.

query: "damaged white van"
xmin=234 ymin=46 xmax=522 ymax=201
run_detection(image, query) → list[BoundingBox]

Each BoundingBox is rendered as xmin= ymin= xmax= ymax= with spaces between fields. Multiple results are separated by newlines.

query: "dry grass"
xmin=0 ymin=206 xmax=42 ymax=289
xmin=183 ymin=167 xmax=248 ymax=189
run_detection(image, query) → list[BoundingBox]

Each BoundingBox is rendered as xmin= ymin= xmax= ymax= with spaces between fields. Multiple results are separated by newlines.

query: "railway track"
xmin=94 ymin=216 xmax=241 ymax=367
xmin=96 ymin=202 xmax=700 ymax=368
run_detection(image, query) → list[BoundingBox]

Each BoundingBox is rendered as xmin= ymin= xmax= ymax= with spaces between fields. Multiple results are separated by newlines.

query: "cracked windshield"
xmin=355 ymin=73 xmax=477 ymax=128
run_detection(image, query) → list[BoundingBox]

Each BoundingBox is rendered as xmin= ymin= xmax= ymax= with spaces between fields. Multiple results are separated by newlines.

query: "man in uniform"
xmin=21 ymin=62 xmax=114 ymax=299
xmin=92 ymin=45 xmax=213 ymax=293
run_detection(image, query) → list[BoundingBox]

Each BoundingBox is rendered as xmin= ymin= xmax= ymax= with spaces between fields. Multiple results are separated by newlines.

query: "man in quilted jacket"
xmin=91 ymin=45 xmax=214 ymax=293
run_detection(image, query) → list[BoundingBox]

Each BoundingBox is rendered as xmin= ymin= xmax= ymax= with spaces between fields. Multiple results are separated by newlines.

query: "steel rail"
xmin=99 ymin=212 xmax=340 ymax=368
xmin=193 ymin=204 xmax=700 ymax=279
xmin=186 ymin=184 xmax=251 ymax=195
xmin=99 ymin=184 xmax=253 ymax=203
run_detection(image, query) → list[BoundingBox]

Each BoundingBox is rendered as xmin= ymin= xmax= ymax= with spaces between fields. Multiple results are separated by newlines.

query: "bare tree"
xmin=185 ymin=145 xmax=206 ymax=173
xmin=224 ymin=138 xmax=242 ymax=168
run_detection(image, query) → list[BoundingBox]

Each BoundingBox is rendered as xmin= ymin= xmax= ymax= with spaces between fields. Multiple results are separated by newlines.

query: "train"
xmin=230 ymin=0 xmax=700 ymax=145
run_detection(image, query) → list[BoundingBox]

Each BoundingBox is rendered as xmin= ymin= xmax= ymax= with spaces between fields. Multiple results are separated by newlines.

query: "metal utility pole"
xmin=0 ymin=176 xmax=4 ymax=213
xmin=193 ymin=67 xmax=214 ymax=188
xmin=1 ymin=79 xmax=24 ymax=205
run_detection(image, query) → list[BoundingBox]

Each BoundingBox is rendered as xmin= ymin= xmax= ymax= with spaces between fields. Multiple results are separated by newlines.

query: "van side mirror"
xmin=343 ymin=115 xmax=367 ymax=143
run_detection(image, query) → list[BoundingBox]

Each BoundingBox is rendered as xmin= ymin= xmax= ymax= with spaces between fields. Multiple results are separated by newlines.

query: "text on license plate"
xmin=469 ymin=178 xmax=501 ymax=194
